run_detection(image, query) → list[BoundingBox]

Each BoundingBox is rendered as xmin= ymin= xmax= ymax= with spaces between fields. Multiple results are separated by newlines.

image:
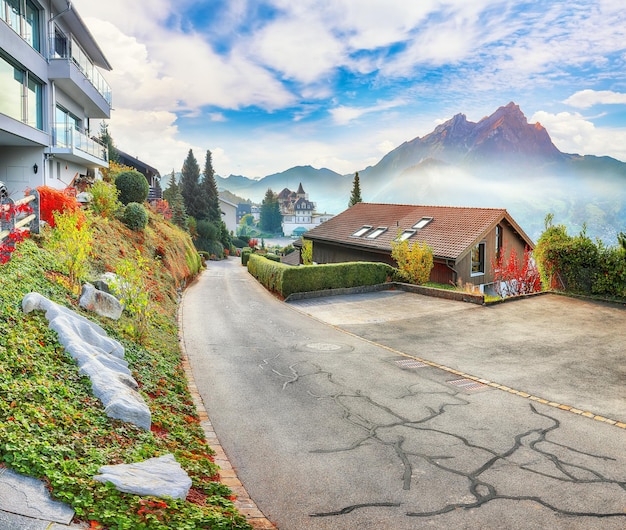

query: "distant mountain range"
xmin=217 ymin=102 xmax=626 ymax=243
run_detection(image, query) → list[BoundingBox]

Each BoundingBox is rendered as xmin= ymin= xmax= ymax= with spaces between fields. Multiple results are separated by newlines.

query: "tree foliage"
xmin=391 ymin=237 xmax=434 ymax=285
xmin=349 ymin=171 xmax=363 ymax=207
xmin=260 ymin=188 xmax=282 ymax=233
xmin=301 ymin=238 xmax=313 ymax=265
xmin=534 ymin=214 xmax=626 ymax=297
xmin=180 ymin=149 xmax=202 ymax=220
xmin=199 ymin=150 xmax=221 ymax=223
xmin=115 ymin=170 xmax=149 ymax=205
xmin=491 ymin=246 xmax=541 ymax=297
xmin=99 ymin=121 xmax=119 ymax=163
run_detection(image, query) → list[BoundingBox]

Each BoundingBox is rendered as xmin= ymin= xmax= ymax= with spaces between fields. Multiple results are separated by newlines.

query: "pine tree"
xmin=162 ymin=170 xmax=178 ymax=204
xmin=180 ymin=149 xmax=201 ymax=219
xmin=349 ymin=171 xmax=362 ymax=207
xmin=170 ymin=193 xmax=188 ymax=230
xmin=199 ymin=150 xmax=221 ymax=223
xmin=260 ymin=188 xmax=282 ymax=233
xmin=99 ymin=121 xmax=119 ymax=163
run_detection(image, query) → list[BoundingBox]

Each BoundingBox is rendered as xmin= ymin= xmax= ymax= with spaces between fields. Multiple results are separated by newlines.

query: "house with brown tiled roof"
xmin=303 ymin=202 xmax=534 ymax=290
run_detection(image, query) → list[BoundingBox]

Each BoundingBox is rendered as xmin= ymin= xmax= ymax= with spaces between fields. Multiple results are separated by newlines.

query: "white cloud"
xmin=531 ymin=110 xmax=626 ymax=161
xmin=564 ymin=89 xmax=626 ymax=108
xmin=329 ymin=98 xmax=407 ymax=125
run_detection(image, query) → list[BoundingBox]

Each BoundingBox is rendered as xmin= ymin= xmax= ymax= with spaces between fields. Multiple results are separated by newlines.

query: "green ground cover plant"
xmin=0 ymin=211 xmax=249 ymax=528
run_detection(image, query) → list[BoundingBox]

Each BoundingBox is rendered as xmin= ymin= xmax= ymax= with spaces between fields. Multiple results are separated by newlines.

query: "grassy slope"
xmin=0 ymin=211 xmax=251 ymax=529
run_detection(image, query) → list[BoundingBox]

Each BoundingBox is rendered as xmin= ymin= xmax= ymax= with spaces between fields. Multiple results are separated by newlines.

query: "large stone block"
xmin=93 ymin=454 xmax=192 ymax=500
xmin=22 ymin=292 xmax=151 ymax=430
xmin=79 ymin=283 xmax=123 ymax=320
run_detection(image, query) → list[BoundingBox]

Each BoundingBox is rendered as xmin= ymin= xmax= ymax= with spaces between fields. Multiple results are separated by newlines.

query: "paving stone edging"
xmin=178 ymin=286 xmax=276 ymax=530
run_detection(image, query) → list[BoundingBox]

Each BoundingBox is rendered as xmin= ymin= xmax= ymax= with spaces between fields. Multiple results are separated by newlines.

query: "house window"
xmin=471 ymin=242 xmax=485 ymax=276
xmin=366 ymin=226 xmax=388 ymax=239
xmin=413 ymin=217 xmax=433 ymax=229
xmin=495 ymin=224 xmax=503 ymax=260
xmin=1 ymin=0 xmax=41 ymax=51
xmin=351 ymin=225 xmax=372 ymax=237
xmin=395 ymin=229 xmax=416 ymax=242
xmin=0 ymin=55 xmax=43 ymax=129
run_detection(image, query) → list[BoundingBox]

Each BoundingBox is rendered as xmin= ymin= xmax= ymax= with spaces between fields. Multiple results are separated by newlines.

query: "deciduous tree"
xmin=391 ymin=237 xmax=433 ymax=285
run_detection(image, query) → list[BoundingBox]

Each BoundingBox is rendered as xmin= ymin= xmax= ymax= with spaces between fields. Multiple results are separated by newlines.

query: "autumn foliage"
xmin=491 ymin=246 xmax=541 ymax=297
xmin=37 ymin=186 xmax=83 ymax=227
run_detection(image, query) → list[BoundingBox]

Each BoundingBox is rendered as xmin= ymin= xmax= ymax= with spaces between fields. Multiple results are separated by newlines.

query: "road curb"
xmin=178 ymin=280 xmax=277 ymax=529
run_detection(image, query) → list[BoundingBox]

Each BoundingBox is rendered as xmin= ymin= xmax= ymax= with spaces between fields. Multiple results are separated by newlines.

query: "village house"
xmin=0 ymin=0 xmax=112 ymax=197
xmin=278 ymin=182 xmax=333 ymax=236
xmin=303 ymin=202 xmax=534 ymax=291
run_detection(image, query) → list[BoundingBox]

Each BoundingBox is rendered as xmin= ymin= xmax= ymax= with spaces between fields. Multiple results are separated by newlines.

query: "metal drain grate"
xmin=448 ymin=378 xmax=486 ymax=391
xmin=395 ymin=359 xmax=428 ymax=369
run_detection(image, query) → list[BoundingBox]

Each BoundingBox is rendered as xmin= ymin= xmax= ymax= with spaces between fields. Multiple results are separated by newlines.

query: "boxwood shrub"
xmin=241 ymin=247 xmax=252 ymax=266
xmin=247 ymin=254 xmax=394 ymax=297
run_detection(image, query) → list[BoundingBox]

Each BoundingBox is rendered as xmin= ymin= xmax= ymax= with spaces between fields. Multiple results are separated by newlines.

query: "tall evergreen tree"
xmin=162 ymin=170 xmax=178 ymax=204
xmin=260 ymin=188 xmax=282 ymax=233
xmin=180 ymin=149 xmax=201 ymax=219
xmin=99 ymin=121 xmax=119 ymax=163
xmin=349 ymin=171 xmax=363 ymax=207
xmin=199 ymin=150 xmax=221 ymax=223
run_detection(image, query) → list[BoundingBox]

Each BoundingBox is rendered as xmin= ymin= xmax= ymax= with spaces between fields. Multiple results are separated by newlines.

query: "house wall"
xmin=219 ymin=199 xmax=237 ymax=234
xmin=455 ymin=222 xmax=529 ymax=289
xmin=0 ymin=146 xmax=44 ymax=197
xmin=312 ymin=241 xmax=394 ymax=266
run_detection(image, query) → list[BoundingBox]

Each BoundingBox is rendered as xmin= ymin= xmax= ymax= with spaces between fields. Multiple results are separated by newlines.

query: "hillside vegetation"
xmin=0 ymin=202 xmax=250 ymax=529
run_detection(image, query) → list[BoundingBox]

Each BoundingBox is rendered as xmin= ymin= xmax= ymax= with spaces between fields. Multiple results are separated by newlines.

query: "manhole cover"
xmin=447 ymin=378 xmax=486 ymax=391
xmin=395 ymin=359 xmax=428 ymax=369
xmin=306 ymin=342 xmax=343 ymax=351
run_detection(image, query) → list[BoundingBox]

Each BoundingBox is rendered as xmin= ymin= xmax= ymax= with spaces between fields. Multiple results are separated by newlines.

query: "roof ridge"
xmin=359 ymin=202 xmax=507 ymax=211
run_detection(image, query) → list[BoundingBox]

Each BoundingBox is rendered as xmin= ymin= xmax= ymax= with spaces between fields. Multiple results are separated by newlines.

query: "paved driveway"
xmin=182 ymin=260 xmax=626 ymax=529
xmin=290 ymin=291 xmax=626 ymax=422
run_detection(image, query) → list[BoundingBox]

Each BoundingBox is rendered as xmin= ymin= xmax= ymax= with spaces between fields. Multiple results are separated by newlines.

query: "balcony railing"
xmin=53 ymin=123 xmax=109 ymax=163
xmin=49 ymin=34 xmax=112 ymax=106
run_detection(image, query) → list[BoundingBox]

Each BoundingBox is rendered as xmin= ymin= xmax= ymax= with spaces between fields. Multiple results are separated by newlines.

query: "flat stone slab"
xmin=93 ymin=454 xmax=192 ymax=500
xmin=0 ymin=468 xmax=74 ymax=525
xmin=22 ymin=292 xmax=151 ymax=430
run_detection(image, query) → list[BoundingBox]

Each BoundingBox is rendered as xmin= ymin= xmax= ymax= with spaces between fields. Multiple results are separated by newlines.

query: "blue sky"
xmin=72 ymin=0 xmax=626 ymax=179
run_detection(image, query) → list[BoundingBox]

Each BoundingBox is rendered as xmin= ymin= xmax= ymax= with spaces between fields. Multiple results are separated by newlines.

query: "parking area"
xmin=289 ymin=291 xmax=626 ymax=423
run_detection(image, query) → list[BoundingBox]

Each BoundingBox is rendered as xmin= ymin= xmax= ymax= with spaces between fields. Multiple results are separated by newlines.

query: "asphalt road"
xmin=181 ymin=259 xmax=626 ymax=530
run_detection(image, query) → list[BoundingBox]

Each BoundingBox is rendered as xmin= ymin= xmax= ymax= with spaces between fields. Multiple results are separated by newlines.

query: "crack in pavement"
xmin=260 ymin=356 xmax=626 ymax=521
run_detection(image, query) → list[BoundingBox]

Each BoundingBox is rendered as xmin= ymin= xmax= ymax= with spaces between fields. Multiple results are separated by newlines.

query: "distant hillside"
xmin=216 ymin=103 xmax=626 ymax=243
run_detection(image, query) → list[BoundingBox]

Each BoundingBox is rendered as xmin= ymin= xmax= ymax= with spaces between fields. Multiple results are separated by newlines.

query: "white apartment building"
xmin=0 ymin=0 xmax=111 ymax=198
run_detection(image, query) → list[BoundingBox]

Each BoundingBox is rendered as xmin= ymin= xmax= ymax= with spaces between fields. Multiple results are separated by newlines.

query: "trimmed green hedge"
xmin=247 ymin=254 xmax=395 ymax=297
xmin=241 ymin=247 xmax=252 ymax=266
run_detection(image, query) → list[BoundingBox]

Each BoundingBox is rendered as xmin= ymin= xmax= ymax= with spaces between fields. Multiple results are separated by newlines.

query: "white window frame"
xmin=351 ymin=225 xmax=372 ymax=237
xmin=413 ymin=217 xmax=433 ymax=229
xmin=471 ymin=242 xmax=486 ymax=276
xmin=366 ymin=226 xmax=388 ymax=239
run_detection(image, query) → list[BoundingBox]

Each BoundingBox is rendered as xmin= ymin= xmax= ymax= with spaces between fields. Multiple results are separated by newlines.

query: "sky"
xmin=72 ymin=0 xmax=626 ymax=180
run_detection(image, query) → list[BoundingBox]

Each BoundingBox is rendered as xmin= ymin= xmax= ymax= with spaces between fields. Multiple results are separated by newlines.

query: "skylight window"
xmin=413 ymin=217 xmax=433 ymax=229
xmin=351 ymin=225 xmax=372 ymax=237
xmin=366 ymin=226 xmax=388 ymax=239
xmin=395 ymin=229 xmax=416 ymax=242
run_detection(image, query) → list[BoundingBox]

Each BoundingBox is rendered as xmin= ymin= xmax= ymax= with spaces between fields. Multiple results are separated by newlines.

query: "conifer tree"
xmin=180 ymin=149 xmax=201 ymax=219
xmin=99 ymin=121 xmax=119 ymax=163
xmin=163 ymin=170 xmax=178 ymax=204
xmin=349 ymin=171 xmax=363 ymax=207
xmin=260 ymin=188 xmax=282 ymax=233
xmin=199 ymin=150 xmax=221 ymax=223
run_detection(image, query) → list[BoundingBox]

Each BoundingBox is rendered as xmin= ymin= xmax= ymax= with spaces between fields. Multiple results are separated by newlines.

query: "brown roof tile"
xmin=305 ymin=203 xmax=533 ymax=260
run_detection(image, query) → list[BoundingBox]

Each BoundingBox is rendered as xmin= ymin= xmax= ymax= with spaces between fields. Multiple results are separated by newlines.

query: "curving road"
xmin=181 ymin=259 xmax=626 ymax=530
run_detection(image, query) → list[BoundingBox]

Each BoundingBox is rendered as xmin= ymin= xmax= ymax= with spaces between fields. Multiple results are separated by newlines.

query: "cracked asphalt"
xmin=181 ymin=259 xmax=626 ymax=529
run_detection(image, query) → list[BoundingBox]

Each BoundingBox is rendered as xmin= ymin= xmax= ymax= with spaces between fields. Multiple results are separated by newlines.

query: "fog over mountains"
xmin=217 ymin=102 xmax=626 ymax=243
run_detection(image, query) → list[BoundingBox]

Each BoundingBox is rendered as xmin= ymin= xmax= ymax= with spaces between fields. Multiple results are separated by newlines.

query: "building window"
xmin=495 ymin=224 xmax=503 ymax=261
xmin=395 ymin=229 xmax=416 ymax=242
xmin=351 ymin=225 xmax=372 ymax=237
xmin=1 ymin=0 xmax=41 ymax=51
xmin=413 ymin=217 xmax=433 ymax=229
xmin=54 ymin=106 xmax=81 ymax=147
xmin=0 ymin=55 xmax=42 ymax=129
xmin=366 ymin=226 xmax=388 ymax=239
xmin=471 ymin=242 xmax=485 ymax=276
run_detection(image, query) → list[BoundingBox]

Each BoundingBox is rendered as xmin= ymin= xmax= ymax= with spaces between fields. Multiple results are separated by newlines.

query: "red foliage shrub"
xmin=37 ymin=186 xmax=82 ymax=227
xmin=492 ymin=246 xmax=541 ymax=297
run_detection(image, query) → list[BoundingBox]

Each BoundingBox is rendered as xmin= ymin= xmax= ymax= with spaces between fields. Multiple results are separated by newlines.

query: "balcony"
xmin=49 ymin=123 xmax=108 ymax=168
xmin=48 ymin=36 xmax=112 ymax=118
